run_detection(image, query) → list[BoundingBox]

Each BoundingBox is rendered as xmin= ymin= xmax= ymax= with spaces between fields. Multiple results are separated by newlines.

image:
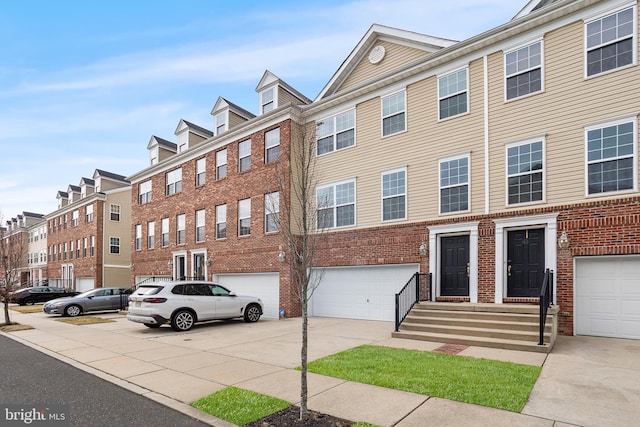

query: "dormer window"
xmin=150 ymin=147 xmax=158 ymax=165
xmin=215 ymin=112 xmax=227 ymax=135
xmin=261 ymin=87 xmax=275 ymax=114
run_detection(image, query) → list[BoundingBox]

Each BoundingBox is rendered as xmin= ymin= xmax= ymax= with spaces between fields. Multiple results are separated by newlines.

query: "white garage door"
xmin=311 ymin=264 xmax=419 ymax=321
xmin=76 ymin=277 xmax=95 ymax=292
xmin=213 ymin=273 xmax=279 ymax=319
xmin=576 ymin=256 xmax=640 ymax=339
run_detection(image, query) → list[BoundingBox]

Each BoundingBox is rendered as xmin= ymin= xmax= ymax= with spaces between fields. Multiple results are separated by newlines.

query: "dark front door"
xmin=441 ymin=235 xmax=470 ymax=296
xmin=507 ymin=228 xmax=545 ymax=297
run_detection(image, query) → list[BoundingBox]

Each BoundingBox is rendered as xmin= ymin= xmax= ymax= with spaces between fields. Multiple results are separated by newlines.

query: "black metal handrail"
xmin=395 ymin=272 xmax=430 ymax=332
xmin=538 ymin=268 xmax=553 ymax=345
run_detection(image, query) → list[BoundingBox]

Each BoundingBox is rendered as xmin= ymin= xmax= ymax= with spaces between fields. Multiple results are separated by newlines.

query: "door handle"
xmin=466 ymin=262 xmax=470 ymax=277
xmin=507 ymin=261 xmax=512 ymax=277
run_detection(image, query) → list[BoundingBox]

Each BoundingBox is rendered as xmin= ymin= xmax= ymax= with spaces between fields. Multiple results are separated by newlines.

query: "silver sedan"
xmin=43 ymin=287 xmax=133 ymax=317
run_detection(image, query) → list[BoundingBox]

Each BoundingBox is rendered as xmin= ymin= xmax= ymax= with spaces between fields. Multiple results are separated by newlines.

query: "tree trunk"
xmin=3 ymin=300 xmax=11 ymax=326
xmin=299 ymin=282 xmax=309 ymax=420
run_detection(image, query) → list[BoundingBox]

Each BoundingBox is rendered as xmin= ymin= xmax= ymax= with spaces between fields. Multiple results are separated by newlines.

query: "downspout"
xmin=483 ymin=55 xmax=490 ymax=215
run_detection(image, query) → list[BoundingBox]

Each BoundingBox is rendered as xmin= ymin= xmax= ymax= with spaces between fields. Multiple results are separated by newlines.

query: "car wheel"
xmin=171 ymin=310 xmax=195 ymax=331
xmin=64 ymin=305 xmax=82 ymax=317
xmin=23 ymin=298 xmax=35 ymax=306
xmin=144 ymin=323 xmax=161 ymax=328
xmin=244 ymin=304 xmax=262 ymax=323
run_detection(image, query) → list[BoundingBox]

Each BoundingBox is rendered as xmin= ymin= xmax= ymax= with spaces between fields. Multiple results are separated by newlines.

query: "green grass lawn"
xmin=306 ymin=345 xmax=541 ymax=412
xmin=192 ymin=387 xmax=290 ymax=426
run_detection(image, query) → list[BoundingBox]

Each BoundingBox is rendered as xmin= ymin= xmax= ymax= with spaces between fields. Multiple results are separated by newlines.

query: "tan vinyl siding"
xmin=315 ymin=58 xmax=486 ymax=230
xmin=278 ymin=87 xmax=301 ymax=107
xmin=229 ymin=111 xmax=247 ymax=129
xmin=188 ymin=132 xmax=206 ymax=146
xmin=158 ymin=147 xmax=175 ymax=162
xmin=488 ymin=16 xmax=640 ymax=213
xmin=103 ymin=189 xmax=132 ymax=266
xmin=104 ymin=266 xmax=131 ymax=287
xmin=340 ymin=40 xmax=430 ymax=93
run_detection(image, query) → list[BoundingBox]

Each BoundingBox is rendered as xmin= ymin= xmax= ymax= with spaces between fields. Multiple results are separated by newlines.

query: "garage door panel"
xmin=311 ymin=264 xmax=419 ymax=321
xmin=576 ymin=256 xmax=640 ymax=339
xmin=214 ymin=273 xmax=279 ymax=319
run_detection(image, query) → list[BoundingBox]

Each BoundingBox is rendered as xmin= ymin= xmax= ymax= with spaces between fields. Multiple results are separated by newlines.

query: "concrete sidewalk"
xmin=3 ymin=309 xmax=639 ymax=426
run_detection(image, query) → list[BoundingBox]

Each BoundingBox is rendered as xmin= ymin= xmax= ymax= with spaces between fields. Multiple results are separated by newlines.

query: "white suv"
xmin=127 ymin=281 xmax=263 ymax=331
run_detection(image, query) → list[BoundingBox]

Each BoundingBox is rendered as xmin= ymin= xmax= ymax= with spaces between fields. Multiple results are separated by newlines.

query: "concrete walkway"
xmin=2 ymin=309 xmax=639 ymax=426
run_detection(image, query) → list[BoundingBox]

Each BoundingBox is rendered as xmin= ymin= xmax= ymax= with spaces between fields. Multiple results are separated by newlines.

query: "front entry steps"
xmin=392 ymin=302 xmax=559 ymax=353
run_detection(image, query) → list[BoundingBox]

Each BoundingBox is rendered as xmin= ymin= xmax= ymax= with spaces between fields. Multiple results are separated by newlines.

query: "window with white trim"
xmin=586 ymin=7 xmax=635 ymax=77
xmin=166 ymin=168 xmax=182 ymax=195
xmin=382 ymin=91 xmax=406 ymax=136
xmin=196 ymin=158 xmax=206 ymax=186
xmin=139 ymin=180 xmax=152 ymax=204
xmin=438 ymin=68 xmax=468 ymax=119
xmin=215 ymin=112 xmax=226 ymax=135
xmin=265 ymin=192 xmax=279 ymax=233
xmin=439 ymin=156 xmax=469 ymax=214
xmin=90 ymin=236 xmax=95 ymax=257
xmin=216 ymin=149 xmax=227 ymax=179
xmin=216 ymin=205 xmax=226 ymax=239
xmin=586 ymin=118 xmax=636 ymax=194
xmin=72 ymin=210 xmax=79 ymax=227
xmin=148 ymin=221 xmax=155 ymax=249
xmin=110 ymin=204 xmax=121 ymax=221
xmin=505 ymin=41 xmax=542 ymax=100
xmin=83 ymin=237 xmax=87 ymax=257
xmin=76 ymin=239 xmax=80 ymax=258
xmin=196 ymin=209 xmax=205 ymax=242
xmin=507 ymin=140 xmax=544 ymax=204
xmin=86 ymin=204 xmax=94 ymax=222
xmin=135 ymin=224 xmax=142 ymax=251
xmin=238 ymin=198 xmax=251 ymax=236
xmin=177 ymin=214 xmax=186 ymax=244
xmin=239 ymin=140 xmax=251 ymax=172
xmin=110 ymin=237 xmax=120 ymax=254
xmin=265 ymin=128 xmax=280 ymax=163
xmin=317 ymin=109 xmax=355 ymax=155
xmin=382 ymin=168 xmax=407 ymax=221
xmin=261 ymin=87 xmax=275 ymax=114
xmin=161 ymin=218 xmax=169 ymax=247
xmin=317 ymin=180 xmax=355 ymax=229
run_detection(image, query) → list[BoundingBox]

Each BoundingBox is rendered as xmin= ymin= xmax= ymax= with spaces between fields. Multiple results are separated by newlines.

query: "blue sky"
xmin=0 ymin=0 xmax=524 ymax=219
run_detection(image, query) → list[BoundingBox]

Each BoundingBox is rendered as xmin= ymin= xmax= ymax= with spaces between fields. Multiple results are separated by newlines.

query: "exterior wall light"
xmin=205 ymin=257 xmax=211 ymax=267
xmin=278 ymin=245 xmax=286 ymax=263
xmin=558 ymin=230 xmax=570 ymax=249
xmin=419 ymin=242 xmax=427 ymax=256
xmin=167 ymin=259 xmax=173 ymax=268
xmin=129 ymin=263 xmax=134 ymax=271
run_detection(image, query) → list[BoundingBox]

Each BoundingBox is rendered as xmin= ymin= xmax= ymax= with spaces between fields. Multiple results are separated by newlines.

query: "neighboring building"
xmin=26 ymin=213 xmax=48 ymax=286
xmin=46 ymin=169 xmax=132 ymax=291
xmin=2 ymin=212 xmax=45 ymax=287
xmin=303 ymin=0 xmax=640 ymax=339
xmin=128 ymin=71 xmax=311 ymax=319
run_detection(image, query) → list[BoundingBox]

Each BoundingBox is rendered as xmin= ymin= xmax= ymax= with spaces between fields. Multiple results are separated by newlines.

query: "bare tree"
xmin=272 ymin=113 xmax=328 ymax=420
xmin=0 ymin=215 xmax=26 ymax=325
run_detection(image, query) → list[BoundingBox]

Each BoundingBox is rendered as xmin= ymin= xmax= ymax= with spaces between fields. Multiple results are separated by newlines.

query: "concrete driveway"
xmin=3 ymin=309 xmax=640 ymax=426
xmin=523 ymin=335 xmax=640 ymax=427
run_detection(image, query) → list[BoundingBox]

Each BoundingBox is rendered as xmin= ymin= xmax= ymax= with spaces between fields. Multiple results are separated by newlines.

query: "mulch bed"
xmin=244 ymin=406 xmax=353 ymax=427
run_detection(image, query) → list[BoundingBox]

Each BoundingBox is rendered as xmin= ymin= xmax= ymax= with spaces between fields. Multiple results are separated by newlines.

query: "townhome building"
xmin=2 ymin=212 xmax=45 ymax=287
xmin=128 ymin=71 xmax=311 ymax=319
xmin=26 ymin=214 xmax=48 ymax=286
xmin=302 ymin=0 xmax=640 ymax=339
xmin=46 ymin=169 xmax=132 ymax=291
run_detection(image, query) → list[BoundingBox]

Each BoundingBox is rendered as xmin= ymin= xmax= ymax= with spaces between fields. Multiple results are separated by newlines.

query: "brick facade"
xmin=131 ymin=119 xmax=300 ymax=316
xmin=310 ymin=196 xmax=640 ymax=335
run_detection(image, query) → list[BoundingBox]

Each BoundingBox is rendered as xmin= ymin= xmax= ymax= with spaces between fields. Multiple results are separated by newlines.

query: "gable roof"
xmin=67 ymin=184 xmax=81 ymax=193
xmin=174 ymin=119 xmax=213 ymax=138
xmin=256 ymin=70 xmax=312 ymax=105
xmin=210 ymin=96 xmax=256 ymax=120
xmin=147 ymin=135 xmax=177 ymax=151
xmin=316 ymin=24 xmax=457 ymax=100
xmin=80 ymin=177 xmax=95 ymax=186
xmin=513 ymin=0 xmax=564 ymax=19
xmin=93 ymin=169 xmax=129 ymax=183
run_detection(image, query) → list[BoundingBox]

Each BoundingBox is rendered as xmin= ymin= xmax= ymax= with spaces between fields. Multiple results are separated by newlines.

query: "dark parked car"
xmin=9 ymin=286 xmax=80 ymax=306
xmin=43 ymin=287 xmax=134 ymax=317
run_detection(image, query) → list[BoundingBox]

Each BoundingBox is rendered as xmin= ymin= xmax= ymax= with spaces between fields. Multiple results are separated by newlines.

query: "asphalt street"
xmin=0 ymin=334 xmax=209 ymax=427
